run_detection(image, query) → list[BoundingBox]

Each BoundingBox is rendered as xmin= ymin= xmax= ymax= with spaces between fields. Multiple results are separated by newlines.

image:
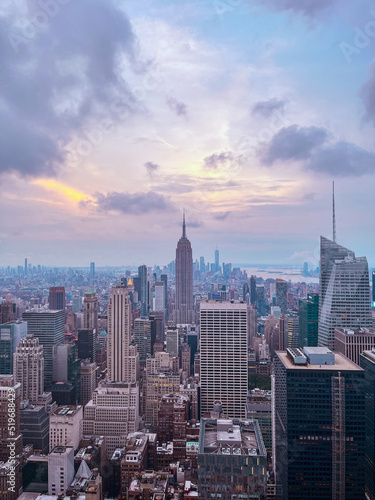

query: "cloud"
xmin=167 ymin=97 xmax=188 ymax=117
xmin=306 ymin=142 xmax=375 ymax=177
xmin=0 ymin=0 xmax=135 ymax=177
xmin=86 ymin=191 xmax=173 ymax=214
xmin=213 ymin=211 xmax=231 ymax=220
xmin=252 ymin=98 xmax=287 ymax=118
xmin=144 ymin=161 xmax=160 ymax=175
xmin=259 ymin=125 xmax=329 ymax=165
xmin=361 ymin=60 xmax=375 ymax=126
xmin=203 ymin=151 xmax=244 ymax=170
xmin=253 ymin=0 xmax=337 ymax=17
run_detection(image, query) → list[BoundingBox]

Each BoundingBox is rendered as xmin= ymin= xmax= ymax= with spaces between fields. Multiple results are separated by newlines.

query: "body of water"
xmin=241 ymin=267 xmax=319 ymax=284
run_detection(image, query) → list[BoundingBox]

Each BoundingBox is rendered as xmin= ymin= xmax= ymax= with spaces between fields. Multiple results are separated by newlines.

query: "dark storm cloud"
xmin=254 ymin=0 xmax=337 ymax=17
xmin=144 ymin=161 xmax=160 ymax=174
xmin=89 ymin=191 xmax=173 ymax=215
xmin=306 ymin=142 xmax=375 ymax=177
xmin=203 ymin=151 xmax=244 ymax=170
xmin=252 ymin=98 xmax=287 ymax=118
xmin=361 ymin=60 xmax=375 ymax=126
xmin=259 ymin=125 xmax=329 ymax=165
xmin=167 ymin=97 xmax=188 ymax=117
xmin=0 ymin=0 xmax=135 ymax=176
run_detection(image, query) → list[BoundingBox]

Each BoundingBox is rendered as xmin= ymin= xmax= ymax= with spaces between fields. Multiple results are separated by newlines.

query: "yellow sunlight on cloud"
xmin=32 ymin=179 xmax=94 ymax=204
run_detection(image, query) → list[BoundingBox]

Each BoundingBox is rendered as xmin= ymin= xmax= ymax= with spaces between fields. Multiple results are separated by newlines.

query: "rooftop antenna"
xmin=182 ymin=209 xmax=186 ymax=239
xmin=332 ymin=181 xmax=336 ymax=243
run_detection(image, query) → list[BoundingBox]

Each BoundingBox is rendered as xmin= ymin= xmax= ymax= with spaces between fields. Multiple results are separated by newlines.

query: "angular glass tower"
xmin=318 ymin=236 xmax=372 ymax=350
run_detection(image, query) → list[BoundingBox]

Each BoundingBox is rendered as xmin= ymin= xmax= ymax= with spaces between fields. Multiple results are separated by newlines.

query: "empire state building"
xmin=174 ymin=214 xmax=194 ymax=325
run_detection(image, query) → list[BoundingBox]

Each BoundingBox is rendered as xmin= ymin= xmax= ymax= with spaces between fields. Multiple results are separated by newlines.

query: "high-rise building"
xmin=20 ymin=401 xmax=49 ymax=454
xmin=78 ymin=328 xmax=96 ymax=363
xmin=83 ymin=380 xmax=140 ymax=457
xmin=200 ymin=301 xmax=248 ymax=419
xmin=160 ymin=274 xmax=168 ymax=317
xmin=199 ymin=256 xmax=205 ymax=274
xmin=13 ymin=335 xmax=44 ymax=404
xmin=145 ymin=373 xmax=180 ymax=428
xmin=174 ymin=214 xmax=194 ymax=325
xmin=0 ymin=321 xmax=27 ymax=375
xmin=335 ymin=327 xmax=375 ymax=365
xmin=274 ymin=347 xmax=365 ymax=499
xmin=154 ymin=281 xmax=165 ymax=315
xmin=299 ymin=293 xmax=319 ymax=347
xmin=90 ymin=262 xmax=95 ymax=277
xmin=108 ymin=285 xmax=139 ymax=383
xmin=80 ymin=359 xmax=98 ymax=406
xmin=138 ymin=265 xmax=149 ymax=318
xmin=285 ymin=314 xmax=299 ymax=349
xmin=22 ymin=309 xmax=65 ymax=389
xmin=48 ymin=446 xmax=75 ymax=496
xmin=276 ymin=279 xmax=287 ymax=315
xmin=48 ymin=287 xmax=66 ymax=311
xmin=83 ymin=291 xmax=98 ymax=333
xmin=372 ymin=271 xmax=375 ymax=305
xmin=250 ymin=275 xmax=256 ymax=305
xmin=256 ymin=285 xmax=266 ymax=317
xmin=246 ymin=388 xmax=272 ymax=451
xmin=0 ymin=375 xmax=23 ymax=462
xmin=318 ymin=236 xmax=372 ymax=349
xmin=198 ymin=417 xmax=267 ymax=499
xmin=166 ymin=327 xmax=179 ymax=357
xmin=360 ymin=350 xmax=375 ymax=500
xmin=0 ymin=301 xmax=16 ymax=325
xmin=49 ymin=405 xmax=83 ymax=452
xmin=214 ymin=248 xmax=219 ymax=273
xmin=24 ymin=257 xmax=28 ymax=275
xmin=133 ymin=318 xmax=152 ymax=367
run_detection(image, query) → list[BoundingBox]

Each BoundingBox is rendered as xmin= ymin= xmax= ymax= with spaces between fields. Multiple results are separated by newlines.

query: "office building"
xmin=0 ymin=321 xmax=27 ymax=375
xmin=145 ymin=372 xmax=180 ymax=428
xmin=0 ymin=301 xmax=16 ymax=325
xmin=246 ymin=389 xmax=272 ymax=450
xmin=335 ymin=327 xmax=375 ymax=365
xmin=360 ymin=350 xmax=375 ymax=499
xmin=285 ymin=314 xmax=299 ymax=349
xmin=48 ymin=287 xmax=66 ymax=311
xmin=90 ymin=262 xmax=95 ymax=277
xmin=166 ymin=326 xmax=179 ymax=357
xmin=22 ymin=309 xmax=65 ymax=388
xmin=108 ymin=285 xmax=139 ymax=383
xmin=274 ymin=347 xmax=365 ymax=499
xmin=256 ymin=285 xmax=266 ymax=317
xmin=20 ymin=401 xmax=49 ymax=453
xmin=200 ymin=301 xmax=248 ymax=419
xmin=78 ymin=328 xmax=96 ymax=363
xmin=214 ymin=248 xmax=219 ymax=273
xmin=52 ymin=344 xmax=81 ymax=403
xmin=160 ymin=274 xmax=168 ymax=317
xmin=299 ymin=293 xmax=319 ymax=347
xmin=154 ymin=281 xmax=165 ymax=315
xmin=13 ymin=335 xmax=44 ymax=404
xmin=120 ymin=432 xmax=149 ymax=495
xmin=276 ymin=279 xmax=287 ymax=315
xmin=0 ymin=460 xmax=22 ymax=500
xmin=83 ymin=291 xmax=98 ymax=333
xmin=198 ymin=417 xmax=267 ymax=499
xmin=250 ymin=275 xmax=256 ymax=305
xmin=83 ymin=380 xmax=140 ymax=457
xmin=133 ymin=318 xmax=152 ymax=367
xmin=0 ymin=375 xmax=23 ymax=462
xmin=138 ymin=265 xmax=149 ymax=318
xmin=48 ymin=446 xmax=75 ymax=495
xmin=174 ymin=214 xmax=194 ymax=325
xmin=49 ymin=405 xmax=83 ymax=452
xmin=80 ymin=359 xmax=98 ymax=406
xmin=318 ymin=236 xmax=372 ymax=350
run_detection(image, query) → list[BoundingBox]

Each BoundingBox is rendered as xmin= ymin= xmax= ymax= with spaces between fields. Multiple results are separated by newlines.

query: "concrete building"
xmin=128 ymin=471 xmax=168 ymax=500
xmin=83 ymin=291 xmax=98 ymax=333
xmin=197 ymin=418 xmax=267 ymax=499
xmin=246 ymin=389 xmax=272 ymax=451
xmin=20 ymin=401 xmax=49 ymax=454
xmin=48 ymin=287 xmax=66 ymax=311
xmin=48 ymin=446 xmax=75 ymax=495
xmin=274 ymin=347 xmax=365 ymax=499
xmin=318 ymin=236 xmax=372 ymax=350
xmin=120 ymin=432 xmax=149 ymax=496
xmin=145 ymin=373 xmax=180 ymax=428
xmin=49 ymin=405 xmax=83 ymax=452
xmin=0 ymin=321 xmax=27 ymax=375
xmin=83 ymin=380 xmax=140 ymax=457
xmin=165 ymin=327 xmax=179 ymax=357
xmin=335 ymin=327 xmax=375 ymax=365
xmin=154 ymin=281 xmax=165 ymax=315
xmin=22 ymin=309 xmax=65 ymax=388
xmin=80 ymin=360 xmax=98 ymax=406
xmin=0 ymin=375 xmax=23 ymax=462
xmin=200 ymin=301 xmax=248 ymax=419
xmin=0 ymin=460 xmax=22 ymax=500
xmin=360 ymin=350 xmax=375 ymax=500
xmin=108 ymin=286 xmax=139 ymax=383
xmin=13 ymin=335 xmax=44 ymax=404
xmin=174 ymin=214 xmax=194 ymax=325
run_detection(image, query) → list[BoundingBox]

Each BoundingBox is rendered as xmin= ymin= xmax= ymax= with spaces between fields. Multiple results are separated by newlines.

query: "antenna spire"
xmin=182 ymin=209 xmax=186 ymax=239
xmin=332 ymin=181 xmax=336 ymax=243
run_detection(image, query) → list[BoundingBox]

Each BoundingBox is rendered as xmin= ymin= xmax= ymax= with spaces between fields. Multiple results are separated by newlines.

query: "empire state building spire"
xmin=182 ymin=210 xmax=186 ymax=239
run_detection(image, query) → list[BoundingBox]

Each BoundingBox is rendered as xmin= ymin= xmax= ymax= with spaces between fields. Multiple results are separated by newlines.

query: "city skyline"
xmin=0 ymin=1 xmax=374 ymax=267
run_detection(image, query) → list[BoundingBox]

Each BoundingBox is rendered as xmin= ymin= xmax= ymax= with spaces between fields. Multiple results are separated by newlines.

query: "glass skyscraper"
xmin=318 ymin=236 xmax=372 ymax=350
xmin=299 ymin=293 xmax=319 ymax=347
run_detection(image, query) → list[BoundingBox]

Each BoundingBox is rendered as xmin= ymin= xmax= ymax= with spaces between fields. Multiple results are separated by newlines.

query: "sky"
xmin=0 ymin=0 xmax=375 ymax=268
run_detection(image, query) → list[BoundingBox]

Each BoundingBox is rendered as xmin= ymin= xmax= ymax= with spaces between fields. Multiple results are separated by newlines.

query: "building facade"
xmin=299 ymin=293 xmax=319 ymax=347
xmin=13 ymin=335 xmax=44 ymax=404
xmin=174 ymin=214 xmax=194 ymax=325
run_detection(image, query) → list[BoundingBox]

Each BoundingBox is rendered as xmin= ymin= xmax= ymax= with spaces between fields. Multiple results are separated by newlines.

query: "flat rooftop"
xmin=361 ymin=350 xmax=375 ymax=363
xmin=276 ymin=351 xmax=363 ymax=371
